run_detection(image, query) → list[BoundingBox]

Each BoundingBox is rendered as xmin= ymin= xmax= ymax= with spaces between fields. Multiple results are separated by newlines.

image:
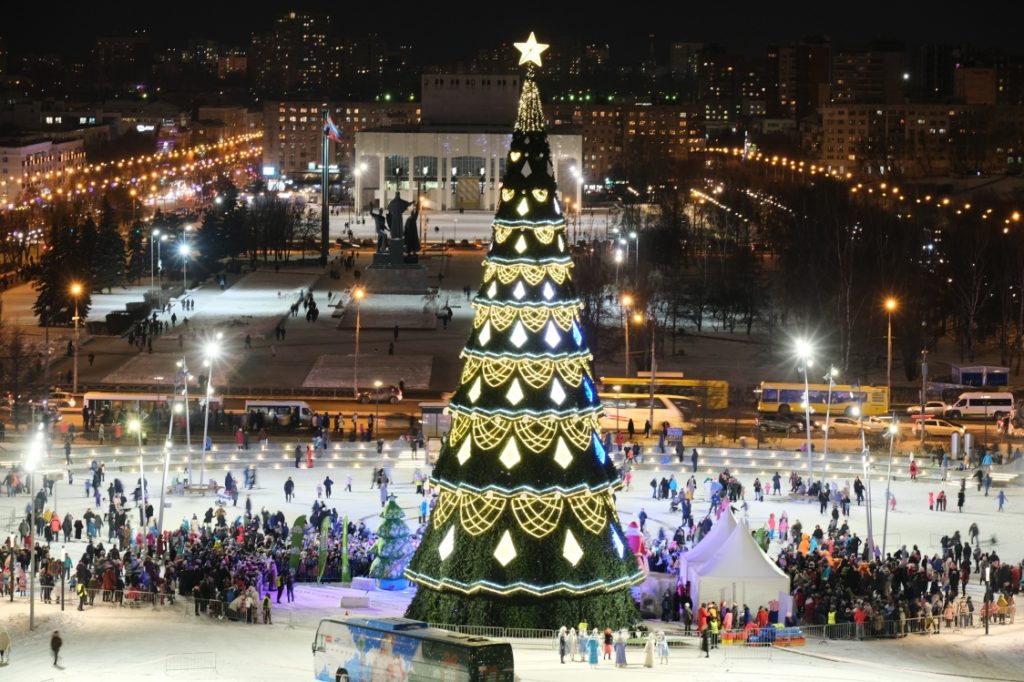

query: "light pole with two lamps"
xmin=70 ymin=282 xmax=83 ymax=394
xmin=128 ymin=418 xmax=147 ymax=528
xmin=821 ymin=365 xmax=839 ymax=459
xmin=25 ymin=429 xmax=45 ymax=630
xmin=881 ymin=419 xmax=900 ymax=558
xmin=200 ymin=333 xmax=223 ymax=485
xmin=885 ymin=297 xmax=897 ymax=398
xmin=352 ymin=287 xmax=366 ymax=398
xmin=373 ymin=379 xmax=383 ymax=434
xmin=795 ymin=338 xmax=816 ymax=484
xmin=621 ymin=294 xmax=634 ymax=376
xmin=179 ymin=243 xmax=191 ymax=296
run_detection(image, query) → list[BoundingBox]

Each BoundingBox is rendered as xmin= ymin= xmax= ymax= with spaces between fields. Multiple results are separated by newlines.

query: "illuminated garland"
xmin=403 ymin=567 xmax=644 ymax=598
xmin=472 ymin=303 xmax=578 ymax=332
xmin=482 ymin=262 xmax=572 ymax=286
xmin=430 ymin=475 xmax=620 ymax=498
xmin=432 ymin=488 xmax=617 ymax=537
xmin=459 ymin=355 xmax=591 ymax=389
xmin=493 ymin=225 xmax=563 ymax=246
xmin=447 ymin=411 xmax=599 ymax=452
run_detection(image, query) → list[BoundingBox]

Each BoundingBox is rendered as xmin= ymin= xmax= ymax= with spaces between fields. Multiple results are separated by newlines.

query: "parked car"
xmin=357 ymin=385 xmax=403 ymax=404
xmin=756 ymin=413 xmax=804 ymax=434
xmin=815 ymin=416 xmax=864 ymax=437
xmin=906 ymin=401 xmax=949 ymax=416
xmin=911 ymin=418 xmax=966 ymax=438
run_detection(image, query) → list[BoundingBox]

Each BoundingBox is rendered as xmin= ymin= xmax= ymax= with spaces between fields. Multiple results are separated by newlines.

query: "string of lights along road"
xmin=403 ymin=33 xmax=643 ymax=630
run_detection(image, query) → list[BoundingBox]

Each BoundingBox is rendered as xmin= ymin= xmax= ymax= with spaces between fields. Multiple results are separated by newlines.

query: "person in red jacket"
xmin=853 ymin=603 xmax=867 ymax=640
xmin=697 ymin=603 xmax=708 ymax=634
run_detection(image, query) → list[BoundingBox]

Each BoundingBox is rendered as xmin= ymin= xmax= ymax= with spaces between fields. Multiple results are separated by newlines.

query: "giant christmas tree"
xmin=404 ymin=33 xmax=642 ymax=629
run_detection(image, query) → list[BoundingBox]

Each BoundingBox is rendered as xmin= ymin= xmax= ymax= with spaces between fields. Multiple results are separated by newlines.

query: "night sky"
xmin=3 ymin=1 xmax=1022 ymax=60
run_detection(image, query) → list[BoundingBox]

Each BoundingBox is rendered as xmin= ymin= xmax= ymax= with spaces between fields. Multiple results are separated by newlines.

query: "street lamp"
xmin=200 ymin=333 xmax=223 ymax=485
xmin=884 ymin=297 xmax=897 ymax=398
xmin=795 ymin=338 xmax=815 ymax=484
xmin=150 ymin=229 xmax=160 ymax=291
xmin=352 ymin=287 xmax=366 ymax=399
xmin=859 ymin=431 xmax=875 ymax=560
xmin=373 ymin=379 xmax=383 ymax=433
xmin=70 ymin=282 xmax=83 ymax=394
xmin=822 ymin=365 xmax=839 ymax=459
xmin=614 ymin=248 xmax=623 ymax=289
xmin=179 ymin=243 xmax=191 ymax=295
xmin=881 ymin=419 xmax=899 ymax=558
xmin=128 ymin=418 xmax=147 ymax=528
xmin=621 ymin=294 xmax=634 ymax=376
xmin=25 ymin=429 xmax=44 ymax=630
xmin=613 ymin=384 xmax=622 ymax=437
xmin=629 ymin=230 xmax=639 ymax=277
xmin=157 ymin=233 xmax=167 ymax=289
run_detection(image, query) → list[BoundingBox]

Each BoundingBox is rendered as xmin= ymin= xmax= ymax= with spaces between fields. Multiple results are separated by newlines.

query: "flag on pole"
xmin=324 ymin=112 xmax=342 ymax=142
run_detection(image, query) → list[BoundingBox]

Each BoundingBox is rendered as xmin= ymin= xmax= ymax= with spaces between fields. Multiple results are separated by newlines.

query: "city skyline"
xmin=2 ymin=2 xmax=1022 ymax=60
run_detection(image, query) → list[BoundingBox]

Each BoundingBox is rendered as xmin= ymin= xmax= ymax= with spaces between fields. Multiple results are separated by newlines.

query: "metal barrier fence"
xmin=165 ymin=652 xmax=216 ymax=671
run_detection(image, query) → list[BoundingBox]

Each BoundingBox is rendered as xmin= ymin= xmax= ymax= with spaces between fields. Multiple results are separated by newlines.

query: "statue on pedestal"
xmin=371 ymin=208 xmax=388 ymax=252
xmin=404 ymin=207 xmax=420 ymax=255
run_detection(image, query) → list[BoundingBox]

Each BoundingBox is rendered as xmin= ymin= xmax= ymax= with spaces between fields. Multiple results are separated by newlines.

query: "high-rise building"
xmin=996 ymin=56 xmax=1024 ymax=105
xmin=916 ymin=44 xmax=960 ymax=101
xmin=831 ymin=41 xmax=907 ymax=104
xmin=670 ymin=42 xmax=703 ymax=81
xmin=92 ymin=32 xmax=153 ymax=88
xmin=776 ymin=38 xmax=831 ymax=120
xmin=954 ymin=66 xmax=997 ymax=105
xmin=250 ymin=11 xmax=340 ymax=96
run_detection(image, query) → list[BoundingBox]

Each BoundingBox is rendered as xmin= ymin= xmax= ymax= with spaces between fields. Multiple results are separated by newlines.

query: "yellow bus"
xmin=598 ymin=376 xmax=729 ymax=410
xmin=756 ymin=382 xmax=889 ymax=417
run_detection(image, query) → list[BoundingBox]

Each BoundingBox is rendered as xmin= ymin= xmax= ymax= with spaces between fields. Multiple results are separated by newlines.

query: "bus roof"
xmin=320 ymin=617 xmax=509 ymax=649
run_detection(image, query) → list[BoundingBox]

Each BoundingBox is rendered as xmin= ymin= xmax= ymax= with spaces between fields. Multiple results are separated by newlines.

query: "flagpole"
xmin=321 ymin=108 xmax=330 ymax=267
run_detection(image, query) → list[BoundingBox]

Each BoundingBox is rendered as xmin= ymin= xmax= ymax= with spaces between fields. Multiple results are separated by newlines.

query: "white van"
xmin=944 ymin=392 xmax=1014 ymax=419
xmin=244 ymin=400 xmax=312 ymax=426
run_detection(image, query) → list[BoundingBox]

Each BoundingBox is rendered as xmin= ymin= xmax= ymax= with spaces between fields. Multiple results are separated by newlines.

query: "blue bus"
xmin=313 ymin=617 xmax=514 ymax=682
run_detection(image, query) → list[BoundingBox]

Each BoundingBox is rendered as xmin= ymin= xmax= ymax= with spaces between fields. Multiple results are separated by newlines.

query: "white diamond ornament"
xmin=542 ymin=282 xmax=555 ymax=300
xmin=521 ymin=160 xmax=532 ymax=178
xmin=478 ymin=321 xmax=492 ymax=346
xmin=563 ymin=529 xmax=584 ymax=566
xmin=550 ymin=379 xmax=566 ymax=405
xmin=457 ymin=436 xmax=473 ymax=465
xmin=557 ymin=235 xmax=565 ymax=251
xmin=516 ymin=197 xmax=530 ymax=216
xmin=499 ymin=438 xmax=521 ymax=469
xmin=514 ymin=234 xmax=528 ymax=253
xmin=544 ymin=321 xmax=561 ymax=348
xmin=505 ymin=378 xmax=525 ymax=405
xmin=494 ymin=530 xmax=517 ymax=566
xmin=554 ymin=437 xmax=573 ymax=469
xmin=439 ymin=525 xmax=456 ymax=560
xmin=467 ymin=377 xmax=482 ymax=403
xmin=487 ymin=281 xmax=497 ymax=298
xmin=512 ymin=281 xmax=526 ymax=300
xmin=510 ymin=321 xmax=529 ymax=348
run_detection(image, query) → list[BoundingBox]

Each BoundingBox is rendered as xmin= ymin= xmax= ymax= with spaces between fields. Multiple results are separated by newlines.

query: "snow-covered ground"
xmin=1 ymin=463 xmax=1022 ymax=680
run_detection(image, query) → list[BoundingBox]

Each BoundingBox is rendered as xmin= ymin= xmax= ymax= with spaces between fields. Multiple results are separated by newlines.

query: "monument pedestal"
xmin=364 ymin=261 xmax=429 ymax=294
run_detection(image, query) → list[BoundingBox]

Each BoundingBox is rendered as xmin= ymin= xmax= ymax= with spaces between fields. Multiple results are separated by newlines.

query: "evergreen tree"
xmin=404 ymin=34 xmax=642 ymax=629
xmin=369 ymin=495 xmax=414 ymax=590
xmin=33 ymin=207 xmax=91 ymax=325
xmin=126 ymin=220 xmax=147 ymax=284
xmin=92 ymin=199 xmax=126 ymax=293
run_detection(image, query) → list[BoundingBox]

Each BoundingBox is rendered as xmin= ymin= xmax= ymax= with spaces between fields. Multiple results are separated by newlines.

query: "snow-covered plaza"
xmin=1 ymin=451 xmax=1022 ymax=681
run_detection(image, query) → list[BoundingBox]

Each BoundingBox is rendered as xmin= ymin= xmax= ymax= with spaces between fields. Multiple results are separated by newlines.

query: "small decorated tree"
xmin=369 ymin=496 xmax=413 ymax=590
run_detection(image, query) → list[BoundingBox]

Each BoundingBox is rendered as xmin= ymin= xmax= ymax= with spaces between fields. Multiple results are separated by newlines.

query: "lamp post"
xmin=352 ymin=287 xmax=365 ymax=399
xmin=984 ymin=565 xmax=992 ymax=635
xmin=614 ymin=248 xmax=623 ymax=290
xmin=860 ymin=429 xmax=875 ymax=560
xmin=881 ymin=419 xmax=899 ymax=559
xmin=373 ymin=379 xmax=383 ymax=431
xmin=822 ymin=366 xmax=838 ymax=459
xmin=920 ymin=348 xmax=928 ymax=445
xmin=179 ymin=243 xmax=190 ymax=296
xmin=129 ymin=418 xmax=146 ymax=528
xmin=795 ymin=338 xmax=815 ymax=484
xmin=150 ymin=229 xmax=160 ymax=291
xmin=70 ymin=282 xmax=82 ymax=395
xmin=200 ymin=333 xmax=223 ymax=485
xmin=157 ymin=233 xmax=167 ymax=289
xmin=176 ymin=358 xmax=193 ymax=484
xmin=25 ymin=430 xmax=44 ymax=630
xmin=885 ymin=297 xmax=897 ymax=399
xmin=621 ymin=294 xmax=634 ymax=376
xmin=629 ymin=230 xmax=639 ymax=278
xmin=613 ymin=384 xmax=622 ymax=435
